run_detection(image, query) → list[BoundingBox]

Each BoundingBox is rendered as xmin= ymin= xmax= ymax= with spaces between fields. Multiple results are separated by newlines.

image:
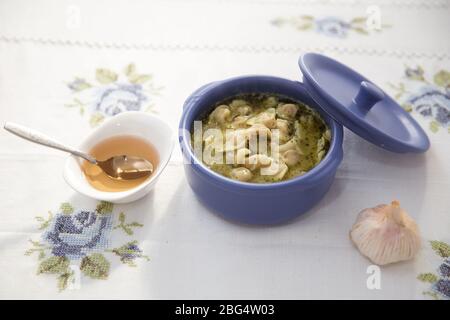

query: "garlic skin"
xmin=350 ymin=200 xmax=421 ymax=266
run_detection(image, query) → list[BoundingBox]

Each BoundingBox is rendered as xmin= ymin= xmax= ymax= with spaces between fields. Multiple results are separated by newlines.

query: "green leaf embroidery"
xmin=65 ymin=98 xmax=86 ymax=116
xmin=417 ymin=273 xmax=438 ymax=283
xmin=129 ymin=74 xmax=152 ymax=84
xmin=110 ymin=240 xmax=149 ymax=267
xmin=25 ymin=240 xmax=48 ymax=260
xmin=423 ymin=290 xmax=441 ymax=300
xmin=147 ymin=83 xmax=164 ymax=96
xmin=38 ymin=256 xmax=70 ymax=275
xmin=58 ymin=271 xmax=74 ymax=291
xmin=430 ymin=240 xmax=450 ymax=258
xmin=296 ymin=23 xmax=313 ymax=30
xmin=89 ymin=112 xmax=105 ymax=127
xmin=114 ymin=212 xmax=143 ymax=235
xmin=129 ymin=222 xmax=144 ymax=227
xmin=38 ymin=251 xmax=46 ymax=260
xmin=272 ymin=16 xmax=315 ymax=30
xmin=124 ymin=63 xmax=136 ymax=77
xmin=60 ymin=202 xmax=74 ymax=215
xmin=143 ymin=103 xmax=157 ymax=113
xmin=433 ymin=70 xmax=450 ymax=88
xmin=95 ymin=68 xmax=118 ymax=84
xmin=35 ymin=211 xmax=53 ymax=230
xmin=29 ymin=240 xmax=42 ymax=247
xmin=351 ymin=17 xmax=366 ymax=24
xmin=388 ymin=82 xmax=407 ymax=100
xmin=300 ymin=15 xmax=314 ymax=21
xmin=429 ymin=121 xmax=439 ymax=133
xmin=401 ymin=103 xmax=413 ymax=112
xmin=96 ymin=201 xmax=114 ymax=215
xmin=352 ymin=27 xmax=369 ymax=35
xmin=73 ymin=98 xmax=84 ymax=106
xmin=68 ymin=78 xmax=92 ymax=92
xmin=80 ymin=253 xmax=110 ymax=279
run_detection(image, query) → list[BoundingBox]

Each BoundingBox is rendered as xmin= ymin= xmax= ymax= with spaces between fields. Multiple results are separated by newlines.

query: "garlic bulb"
xmin=350 ymin=200 xmax=421 ymax=265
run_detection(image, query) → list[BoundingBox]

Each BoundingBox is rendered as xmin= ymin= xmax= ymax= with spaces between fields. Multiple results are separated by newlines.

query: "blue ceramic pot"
xmin=179 ymin=76 xmax=344 ymax=225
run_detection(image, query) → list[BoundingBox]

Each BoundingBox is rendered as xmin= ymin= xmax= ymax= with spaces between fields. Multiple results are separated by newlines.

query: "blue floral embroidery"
xmin=434 ymin=258 xmax=450 ymax=298
xmin=439 ymin=259 xmax=450 ymax=277
xmin=433 ymin=279 xmax=450 ymax=299
xmin=418 ymin=241 xmax=450 ymax=300
xmin=406 ymin=87 xmax=449 ymax=128
xmin=43 ymin=210 xmax=112 ymax=260
xmin=65 ymin=63 xmax=163 ymax=126
xmin=390 ymin=67 xmax=450 ymax=133
xmin=26 ymin=202 xmax=149 ymax=291
xmin=315 ymin=17 xmax=349 ymax=38
xmin=109 ymin=240 xmax=149 ymax=267
xmin=271 ymin=15 xmax=389 ymax=38
xmin=405 ymin=66 xmax=425 ymax=81
xmin=93 ymin=83 xmax=148 ymax=117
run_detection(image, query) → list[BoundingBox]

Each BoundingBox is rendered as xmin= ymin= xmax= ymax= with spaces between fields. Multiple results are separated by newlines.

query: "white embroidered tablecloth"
xmin=0 ymin=0 xmax=449 ymax=299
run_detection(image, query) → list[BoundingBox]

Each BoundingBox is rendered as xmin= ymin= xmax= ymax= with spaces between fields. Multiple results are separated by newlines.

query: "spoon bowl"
xmin=98 ymin=155 xmax=154 ymax=180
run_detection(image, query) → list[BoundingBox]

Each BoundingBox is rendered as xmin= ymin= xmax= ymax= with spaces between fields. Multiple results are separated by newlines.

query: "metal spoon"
xmin=4 ymin=122 xmax=153 ymax=180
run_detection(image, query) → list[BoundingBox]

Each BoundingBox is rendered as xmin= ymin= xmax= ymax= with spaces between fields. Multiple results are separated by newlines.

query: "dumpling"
xmin=246 ymin=108 xmax=277 ymax=128
xmin=261 ymin=159 xmax=288 ymax=181
xmin=235 ymin=148 xmax=251 ymax=165
xmin=278 ymin=138 xmax=301 ymax=154
xmin=263 ymin=96 xmax=278 ymax=108
xmin=209 ymin=105 xmax=231 ymax=124
xmin=236 ymin=105 xmax=252 ymax=116
xmin=230 ymin=167 xmax=253 ymax=182
xmin=282 ymin=150 xmax=301 ymax=167
xmin=231 ymin=115 xmax=250 ymax=128
xmin=245 ymin=154 xmax=272 ymax=171
xmin=276 ymin=103 xmax=298 ymax=120
xmin=275 ymin=119 xmax=291 ymax=143
xmin=229 ymin=99 xmax=248 ymax=109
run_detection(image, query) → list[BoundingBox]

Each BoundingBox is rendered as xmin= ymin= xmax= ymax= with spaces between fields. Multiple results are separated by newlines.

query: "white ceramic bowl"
xmin=64 ymin=112 xmax=174 ymax=203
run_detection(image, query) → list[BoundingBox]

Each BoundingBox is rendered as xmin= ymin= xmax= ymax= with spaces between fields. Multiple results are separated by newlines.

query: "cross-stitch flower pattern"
xmin=65 ymin=63 xmax=163 ymax=126
xmin=44 ymin=209 xmax=112 ymax=260
xmin=109 ymin=241 xmax=149 ymax=267
xmin=389 ymin=67 xmax=450 ymax=133
xmin=25 ymin=201 xmax=148 ymax=291
xmin=271 ymin=15 xmax=390 ymax=38
xmin=417 ymin=241 xmax=450 ymax=300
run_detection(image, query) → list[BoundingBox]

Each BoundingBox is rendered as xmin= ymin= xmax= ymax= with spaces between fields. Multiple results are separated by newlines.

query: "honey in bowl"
xmin=81 ymin=135 xmax=159 ymax=192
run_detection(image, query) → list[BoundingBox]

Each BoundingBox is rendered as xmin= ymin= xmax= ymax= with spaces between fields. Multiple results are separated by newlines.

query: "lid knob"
xmin=353 ymin=81 xmax=384 ymax=111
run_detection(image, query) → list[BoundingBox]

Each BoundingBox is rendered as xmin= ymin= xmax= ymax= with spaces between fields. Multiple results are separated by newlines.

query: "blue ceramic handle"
xmin=183 ymin=81 xmax=220 ymax=110
xmin=353 ymin=81 xmax=384 ymax=110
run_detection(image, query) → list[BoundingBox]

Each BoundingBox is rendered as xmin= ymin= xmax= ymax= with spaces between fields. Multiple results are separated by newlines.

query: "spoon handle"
xmin=4 ymin=122 xmax=97 ymax=164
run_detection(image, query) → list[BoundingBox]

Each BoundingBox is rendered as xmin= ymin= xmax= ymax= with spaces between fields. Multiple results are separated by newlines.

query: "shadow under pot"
xmin=179 ymin=76 xmax=344 ymax=225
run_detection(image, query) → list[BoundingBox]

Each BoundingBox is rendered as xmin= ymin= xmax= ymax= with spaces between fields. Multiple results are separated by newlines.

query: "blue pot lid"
xmin=299 ymin=53 xmax=430 ymax=153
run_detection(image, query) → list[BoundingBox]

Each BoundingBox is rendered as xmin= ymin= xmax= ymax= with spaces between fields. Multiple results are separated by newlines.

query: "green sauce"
xmin=193 ymin=93 xmax=330 ymax=183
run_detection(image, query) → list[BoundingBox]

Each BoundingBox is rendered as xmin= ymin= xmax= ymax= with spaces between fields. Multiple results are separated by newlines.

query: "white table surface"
xmin=0 ymin=0 xmax=449 ymax=299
